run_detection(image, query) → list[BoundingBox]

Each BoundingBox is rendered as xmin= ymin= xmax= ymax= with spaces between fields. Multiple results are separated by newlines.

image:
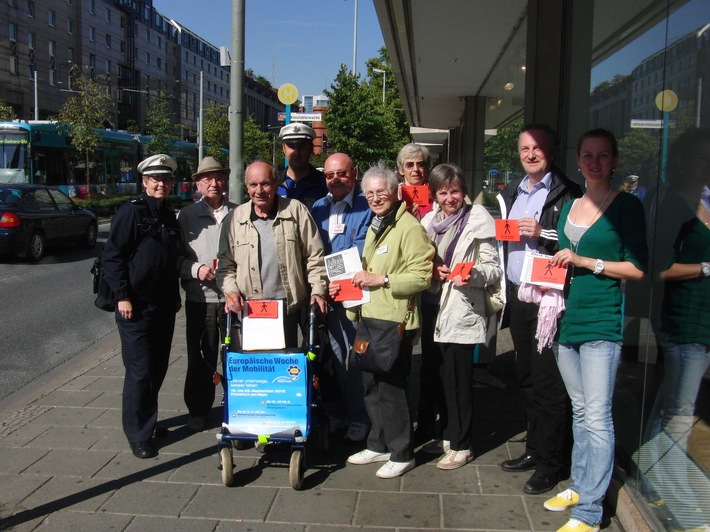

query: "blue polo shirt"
xmin=506 ymin=173 xmax=552 ymax=285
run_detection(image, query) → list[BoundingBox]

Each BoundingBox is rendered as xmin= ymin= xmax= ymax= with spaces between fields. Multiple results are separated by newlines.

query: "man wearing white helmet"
xmin=102 ymin=153 xmax=183 ymax=459
xmin=277 ymin=122 xmax=328 ymax=208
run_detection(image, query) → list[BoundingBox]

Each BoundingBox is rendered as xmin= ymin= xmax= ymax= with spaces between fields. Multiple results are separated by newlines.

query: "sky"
xmin=155 ymin=0 xmax=385 ymax=98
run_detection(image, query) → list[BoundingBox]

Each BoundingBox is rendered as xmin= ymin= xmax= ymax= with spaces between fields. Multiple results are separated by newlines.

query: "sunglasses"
xmin=325 ymin=170 xmax=351 ymax=179
xmin=404 ymin=161 xmax=427 ymax=170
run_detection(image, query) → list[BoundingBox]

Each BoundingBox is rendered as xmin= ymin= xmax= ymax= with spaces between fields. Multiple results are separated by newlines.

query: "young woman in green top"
xmin=542 ymin=129 xmax=648 ymax=532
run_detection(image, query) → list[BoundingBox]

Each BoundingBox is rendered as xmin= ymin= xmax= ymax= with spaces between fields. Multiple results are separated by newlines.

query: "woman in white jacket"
xmin=420 ymin=163 xmax=501 ymax=469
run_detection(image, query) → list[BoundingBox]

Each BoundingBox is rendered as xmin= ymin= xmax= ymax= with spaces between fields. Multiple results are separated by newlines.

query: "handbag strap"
xmin=357 ymin=295 xmax=415 ymax=327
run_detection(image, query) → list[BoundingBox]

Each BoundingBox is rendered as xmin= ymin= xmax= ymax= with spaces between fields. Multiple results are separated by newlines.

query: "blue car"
xmin=0 ymin=184 xmax=97 ymax=261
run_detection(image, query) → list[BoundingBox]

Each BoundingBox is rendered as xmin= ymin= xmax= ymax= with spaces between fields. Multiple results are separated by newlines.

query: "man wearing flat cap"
xmin=278 ymin=123 xmax=328 ymax=208
xmin=178 ymin=156 xmax=236 ymax=432
xmin=102 ymin=153 xmax=183 ymax=459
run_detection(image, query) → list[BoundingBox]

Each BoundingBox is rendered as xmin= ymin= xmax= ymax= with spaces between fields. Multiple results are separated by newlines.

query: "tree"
xmin=146 ymin=91 xmax=179 ymax=154
xmin=616 ymin=128 xmax=660 ymax=183
xmin=324 ymin=51 xmax=409 ymax=169
xmin=55 ymin=72 xmax=114 ymax=195
xmin=243 ymin=116 xmax=271 ymax=163
xmin=0 ymin=97 xmax=15 ymax=121
xmin=203 ymin=104 xmax=229 ymax=165
xmin=483 ymin=120 xmax=523 ymax=177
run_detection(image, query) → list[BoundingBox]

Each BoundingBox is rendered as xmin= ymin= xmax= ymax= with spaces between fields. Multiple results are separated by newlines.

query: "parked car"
xmin=0 ymin=184 xmax=98 ymax=261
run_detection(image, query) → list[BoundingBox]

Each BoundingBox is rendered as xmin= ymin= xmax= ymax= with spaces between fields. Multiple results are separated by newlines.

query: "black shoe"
xmin=129 ymin=441 xmax=156 ymax=459
xmin=500 ymin=453 xmax=537 ymax=472
xmin=523 ymin=470 xmax=559 ymax=494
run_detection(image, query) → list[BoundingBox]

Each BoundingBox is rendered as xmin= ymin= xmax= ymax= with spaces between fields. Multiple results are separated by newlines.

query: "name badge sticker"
xmin=376 ymin=245 xmax=388 ymax=255
xmin=333 ymin=223 xmax=346 ymax=235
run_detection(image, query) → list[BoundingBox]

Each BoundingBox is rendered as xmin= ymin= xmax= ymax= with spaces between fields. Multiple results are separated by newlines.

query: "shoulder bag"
xmin=350 ymin=297 xmax=414 ymax=374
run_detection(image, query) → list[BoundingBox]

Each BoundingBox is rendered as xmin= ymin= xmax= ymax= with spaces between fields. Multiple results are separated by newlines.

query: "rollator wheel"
xmin=289 ymin=449 xmax=304 ymax=490
xmin=220 ymin=446 xmax=234 ymax=487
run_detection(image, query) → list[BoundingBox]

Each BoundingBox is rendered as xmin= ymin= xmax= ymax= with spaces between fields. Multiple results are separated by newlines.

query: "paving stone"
xmin=182 ymin=484 xmax=277 ymax=521
xmin=217 ymin=523 xmax=306 ymax=532
xmin=84 ymin=391 xmax=122 ymax=409
xmin=478 ymin=464 xmax=532 ymax=495
xmin=82 ymin=364 xmax=126 ymax=378
xmin=0 ymin=472 xmax=51 ymax=508
xmin=16 ymin=476 xmax=117 ymax=513
xmin=403 ymin=461 xmax=482 ymax=495
xmin=57 ymin=375 xmax=100 ymax=392
xmin=82 ymin=376 xmax=125 ymax=393
xmin=23 ymin=449 xmax=116 ymax=477
xmin=34 ymin=390 xmax=103 ymax=407
xmin=524 ymin=495 xmax=577 ymax=531
xmin=0 ymin=421 xmax=47 ymax=447
xmin=24 ymin=425 xmax=106 ymax=450
xmin=125 ymin=515 xmax=219 ymax=531
xmin=0 ymin=446 xmax=48 ymax=473
xmin=93 ymin=450 xmax=182 ymax=481
xmin=29 ymin=511 xmax=131 ymax=531
xmin=87 ymin=408 xmax=122 ymax=429
xmin=30 ymin=406 xmax=105 ymax=427
xmin=443 ymin=493 xmax=531 ymax=530
xmin=100 ymin=481 xmax=197 ymax=516
xmin=354 ymin=491 xmax=440 ymax=529
xmin=267 ymin=488 xmax=357 ymax=525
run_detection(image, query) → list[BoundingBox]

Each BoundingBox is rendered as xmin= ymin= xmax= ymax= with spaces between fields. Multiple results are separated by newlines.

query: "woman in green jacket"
xmin=333 ymin=163 xmax=434 ymax=480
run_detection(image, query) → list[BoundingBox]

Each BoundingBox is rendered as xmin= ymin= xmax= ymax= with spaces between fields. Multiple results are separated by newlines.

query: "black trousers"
xmin=508 ymin=285 xmax=569 ymax=477
xmin=363 ymin=330 xmax=416 ymax=463
xmin=417 ymin=303 xmax=447 ymax=439
xmin=184 ymin=300 xmax=223 ymax=418
xmin=116 ymin=301 xmax=176 ymax=443
xmin=440 ymin=342 xmax=475 ymax=451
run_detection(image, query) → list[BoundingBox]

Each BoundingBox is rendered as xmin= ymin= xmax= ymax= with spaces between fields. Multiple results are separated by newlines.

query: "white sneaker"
xmin=376 ymin=459 xmax=416 ymax=479
xmin=436 ymin=449 xmax=473 ymax=470
xmin=421 ymin=439 xmax=451 ymax=455
xmin=345 ymin=422 xmax=369 ymax=442
xmin=347 ymin=449 xmax=391 ymax=465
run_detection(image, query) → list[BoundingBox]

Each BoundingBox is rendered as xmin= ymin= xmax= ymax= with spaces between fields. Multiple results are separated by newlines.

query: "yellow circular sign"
xmin=655 ymin=90 xmax=678 ymax=112
xmin=278 ymin=83 xmax=299 ymax=105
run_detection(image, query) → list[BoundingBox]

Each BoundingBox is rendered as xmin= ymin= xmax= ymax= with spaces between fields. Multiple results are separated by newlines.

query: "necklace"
xmin=568 ymin=187 xmax=612 ymax=283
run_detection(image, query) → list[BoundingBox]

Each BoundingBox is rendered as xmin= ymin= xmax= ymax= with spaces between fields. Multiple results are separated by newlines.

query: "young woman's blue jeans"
xmin=554 ymin=340 xmax=621 ymax=527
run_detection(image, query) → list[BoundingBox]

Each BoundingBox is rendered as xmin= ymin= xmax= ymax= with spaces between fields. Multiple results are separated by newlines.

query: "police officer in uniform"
xmin=277 ymin=123 xmax=328 ymax=208
xmin=102 ymin=154 xmax=182 ymax=459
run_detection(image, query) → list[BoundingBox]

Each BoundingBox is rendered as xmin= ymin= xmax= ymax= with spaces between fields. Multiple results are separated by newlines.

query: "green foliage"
xmin=55 ymin=72 xmax=114 ymax=193
xmin=0 ymin=97 xmax=15 ymax=121
xmin=483 ymin=120 xmax=523 ymax=175
xmin=323 ymin=47 xmax=409 ymax=169
xmin=616 ymin=128 xmax=660 ymax=182
xmin=146 ymin=91 xmax=179 ymax=154
xmin=203 ymin=103 xmax=229 ymax=163
xmin=243 ymin=116 xmax=271 ymax=163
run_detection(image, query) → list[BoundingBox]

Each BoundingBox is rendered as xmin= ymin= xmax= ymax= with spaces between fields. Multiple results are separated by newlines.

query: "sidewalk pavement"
xmin=0 ymin=309 xmax=626 ymax=531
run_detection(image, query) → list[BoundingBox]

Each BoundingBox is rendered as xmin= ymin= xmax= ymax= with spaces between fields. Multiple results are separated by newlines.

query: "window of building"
xmin=48 ymin=9 xmax=55 ymax=27
xmin=157 ymin=35 xmax=161 ymax=49
xmin=145 ymin=52 xmax=150 ymax=65
xmin=9 ymin=22 xmax=17 ymax=41
xmin=120 ymin=40 xmax=125 ymax=54
xmin=89 ymin=26 xmax=95 ymax=42
xmin=145 ymin=29 xmax=150 ymax=42
xmin=104 ymin=59 xmax=110 ymax=74
xmin=48 ymin=68 xmax=55 ymax=85
xmin=120 ymin=15 xmax=125 ymax=29
xmin=67 ymin=18 xmax=73 ymax=34
xmin=89 ymin=53 xmax=95 ymax=68
xmin=105 ymin=34 xmax=110 ymax=48
xmin=27 ymin=0 xmax=34 ymax=17
xmin=28 ymin=32 xmax=34 ymax=49
xmin=105 ymin=8 xmax=111 ymax=23
xmin=66 ymin=0 xmax=72 ymax=5
xmin=10 ymin=56 xmax=18 ymax=74
xmin=89 ymin=0 xmax=94 ymax=14
xmin=8 ymin=0 xmax=16 ymax=7
xmin=156 ymin=57 xmax=161 ymax=70
xmin=67 ymin=46 xmax=73 ymax=63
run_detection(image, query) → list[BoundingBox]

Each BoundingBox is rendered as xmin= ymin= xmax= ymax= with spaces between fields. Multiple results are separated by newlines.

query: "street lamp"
xmin=372 ymin=68 xmax=386 ymax=104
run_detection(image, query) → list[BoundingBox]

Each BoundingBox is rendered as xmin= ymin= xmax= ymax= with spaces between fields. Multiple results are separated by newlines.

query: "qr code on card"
xmin=326 ymin=254 xmax=346 ymax=278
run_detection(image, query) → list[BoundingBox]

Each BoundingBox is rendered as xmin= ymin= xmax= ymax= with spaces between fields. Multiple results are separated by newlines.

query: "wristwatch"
xmin=593 ymin=259 xmax=605 ymax=275
xmin=701 ymin=262 xmax=710 ymax=278
xmin=383 ymin=274 xmax=390 ymax=287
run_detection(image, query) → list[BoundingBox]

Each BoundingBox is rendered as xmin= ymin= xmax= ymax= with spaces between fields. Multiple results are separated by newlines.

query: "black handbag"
xmin=91 ymin=254 xmax=115 ymax=312
xmin=350 ymin=298 xmax=414 ymax=374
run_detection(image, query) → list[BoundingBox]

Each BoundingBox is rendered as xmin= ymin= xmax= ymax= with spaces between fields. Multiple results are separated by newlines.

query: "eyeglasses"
xmin=325 ymin=169 xmax=351 ymax=179
xmin=404 ymin=161 xmax=427 ymax=170
xmin=364 ymin=187 xmax=395 ymax=201
xmin=147 ymin=175 xmax=174 ymax=183
xmin=198 ymin=176 xmax=226 ymax=184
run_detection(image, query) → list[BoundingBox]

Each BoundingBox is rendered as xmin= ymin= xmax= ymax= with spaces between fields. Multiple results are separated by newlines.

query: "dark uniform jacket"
xmin=277 ymin=165 xmax=328 ymax=209
xmin=102 ymin=193 xmax=181 ymax=305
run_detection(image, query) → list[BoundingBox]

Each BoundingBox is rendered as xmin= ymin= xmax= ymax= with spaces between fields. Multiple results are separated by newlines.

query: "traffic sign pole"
xmin=277 ymin=83 xmax=299 ymax=169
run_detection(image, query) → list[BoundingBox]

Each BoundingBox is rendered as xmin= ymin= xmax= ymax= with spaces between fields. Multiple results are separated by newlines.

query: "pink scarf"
xmin=517 ymin=283 xmax=566 ymax=352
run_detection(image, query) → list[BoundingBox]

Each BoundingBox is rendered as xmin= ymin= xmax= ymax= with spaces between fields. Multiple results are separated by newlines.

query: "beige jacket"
xmin=217 ymin=196 xmax=327 ymax=313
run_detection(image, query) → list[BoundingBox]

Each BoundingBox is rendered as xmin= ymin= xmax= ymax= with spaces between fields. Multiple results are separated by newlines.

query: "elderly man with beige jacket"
xmin=217 ymin=160 xmax=328 ymax=348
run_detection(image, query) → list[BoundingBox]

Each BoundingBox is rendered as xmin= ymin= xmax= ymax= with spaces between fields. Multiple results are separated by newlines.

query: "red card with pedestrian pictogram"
xmin=449 ymin=262 xmax=474 ymax=279
xmin=331 ymin=279 xmax=363 ymax=302
xmin=401 ymin=185 xmax=430 ymax=206
xmin=495 ymin=219 xmax=520 ymax=241
xmin=530 ymin=256 xmax=567 ymax=285
xmin=247 ymin=300 xmax=279 ymax=318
